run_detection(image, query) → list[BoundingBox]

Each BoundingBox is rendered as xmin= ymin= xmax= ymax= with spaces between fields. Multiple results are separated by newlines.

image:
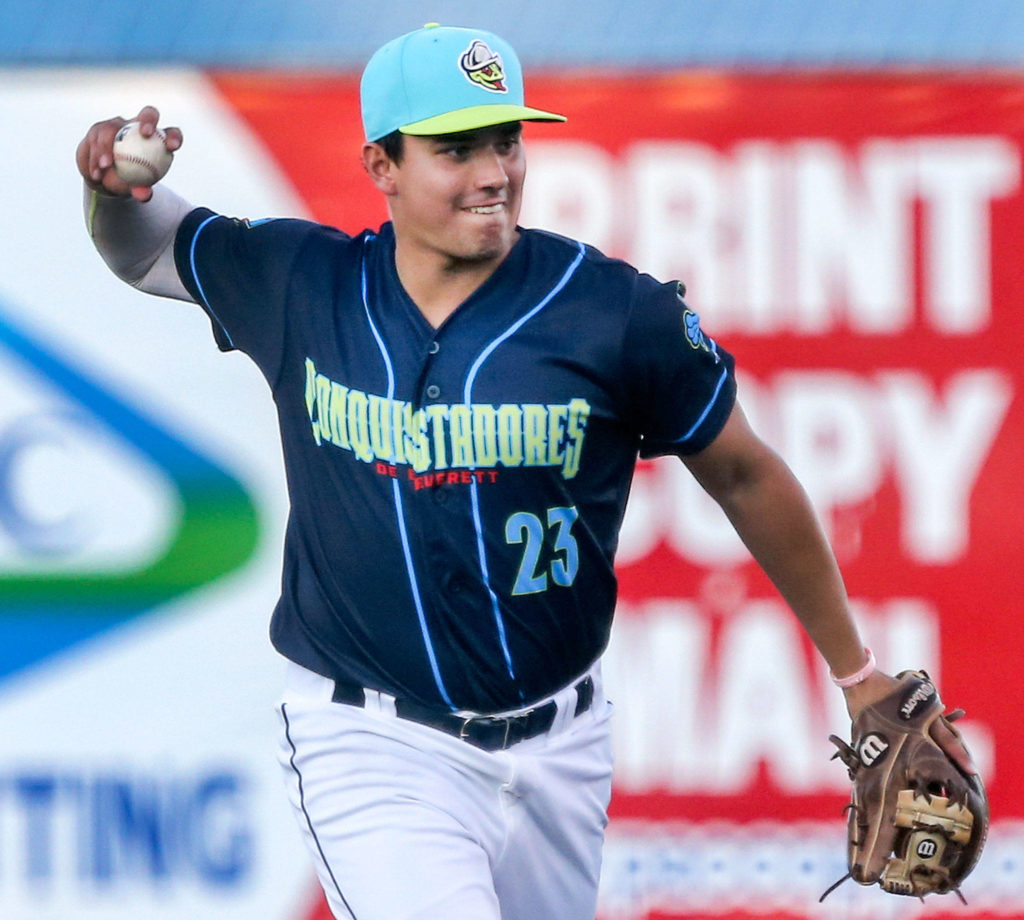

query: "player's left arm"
xmin=681 ymin=400 xmax=974 ymax=772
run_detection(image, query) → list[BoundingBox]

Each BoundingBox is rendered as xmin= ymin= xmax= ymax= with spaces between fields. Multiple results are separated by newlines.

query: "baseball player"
xmin=76 ymin=23 xmax=975 ymax=920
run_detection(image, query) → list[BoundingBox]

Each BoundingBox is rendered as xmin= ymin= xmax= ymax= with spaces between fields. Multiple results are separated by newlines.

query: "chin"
xmin=469 ymin=226 xmax=517 ymax=261
xmin=469 ymin=240 xmax=508 ymax=262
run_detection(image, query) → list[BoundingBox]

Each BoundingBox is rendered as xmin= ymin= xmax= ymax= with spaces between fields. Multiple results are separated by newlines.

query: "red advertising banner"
xmin=212 ymin=72 xmax=1024 ymax=919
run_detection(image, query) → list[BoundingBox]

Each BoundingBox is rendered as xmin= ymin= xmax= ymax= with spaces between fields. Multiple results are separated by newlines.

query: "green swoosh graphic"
xmin=0 ymin=304 xmax=260 ymax=677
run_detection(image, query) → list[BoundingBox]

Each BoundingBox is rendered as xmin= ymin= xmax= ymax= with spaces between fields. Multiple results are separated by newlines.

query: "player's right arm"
xmin=77 ymin=105 xmax=194 ymax=302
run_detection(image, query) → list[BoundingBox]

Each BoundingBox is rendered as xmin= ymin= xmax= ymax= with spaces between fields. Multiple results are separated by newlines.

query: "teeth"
xmin=468 ymin=204 xmax=503 ymax=214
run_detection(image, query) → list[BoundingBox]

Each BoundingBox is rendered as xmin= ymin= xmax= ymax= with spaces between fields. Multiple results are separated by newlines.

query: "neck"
xmin=393 ymin=237 xmax=514 ymax=329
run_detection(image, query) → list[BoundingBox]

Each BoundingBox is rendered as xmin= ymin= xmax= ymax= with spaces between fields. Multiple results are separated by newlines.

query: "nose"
xmin=474 ymin=147 xmax=509 ymax=190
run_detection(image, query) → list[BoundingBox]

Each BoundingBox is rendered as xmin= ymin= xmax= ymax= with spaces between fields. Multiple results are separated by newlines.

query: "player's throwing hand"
xmin=76 ymin=105 xmax=181 ymax=202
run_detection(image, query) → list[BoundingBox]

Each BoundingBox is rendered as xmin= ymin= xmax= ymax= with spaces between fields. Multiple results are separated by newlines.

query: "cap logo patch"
xmin=460 ymin=39 xmax=508 ymax=93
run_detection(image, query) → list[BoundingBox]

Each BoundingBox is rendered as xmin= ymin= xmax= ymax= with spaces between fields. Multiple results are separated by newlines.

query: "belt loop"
xmin=574 ymin=674 xmax=595 ymax=717
xmin=362 ymin=689 xmax=395 ymax=717
xmin=376 ymin=690 xmax=398 ymax=718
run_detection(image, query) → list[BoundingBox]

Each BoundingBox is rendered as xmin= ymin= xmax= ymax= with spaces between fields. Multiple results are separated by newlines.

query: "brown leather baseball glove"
xmin=822 ymin=670 xmax=988 ymax=902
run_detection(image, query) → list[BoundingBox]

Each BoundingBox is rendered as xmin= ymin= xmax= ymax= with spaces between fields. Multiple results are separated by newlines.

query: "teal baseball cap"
xmin=360 ymin=23 xmax=566 ymax=141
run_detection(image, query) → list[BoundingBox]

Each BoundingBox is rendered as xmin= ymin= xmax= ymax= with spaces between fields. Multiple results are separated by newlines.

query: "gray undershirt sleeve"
xmin=84 ymin=183 xmax=195 ymax=303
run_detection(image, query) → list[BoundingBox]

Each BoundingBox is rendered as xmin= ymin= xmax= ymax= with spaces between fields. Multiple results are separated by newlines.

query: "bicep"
xmin=682 ymin=401 xmax=783 ymax=503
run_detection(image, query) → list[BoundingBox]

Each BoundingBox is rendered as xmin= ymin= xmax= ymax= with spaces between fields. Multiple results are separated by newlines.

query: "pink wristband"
xmin=830 ymin=648 xmax=876 ymax=688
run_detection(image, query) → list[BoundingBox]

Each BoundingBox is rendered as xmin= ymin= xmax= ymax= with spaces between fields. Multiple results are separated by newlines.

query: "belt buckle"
xmin=458 ymin=715 xmax=512 ymax=749
xmin=459 ymin=713 xmax=517 ymax=750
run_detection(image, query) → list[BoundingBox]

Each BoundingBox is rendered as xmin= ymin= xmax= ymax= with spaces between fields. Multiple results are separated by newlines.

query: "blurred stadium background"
xmin=2 ymin=3 xmax=1023 ymax=920
xmin=5 ymin=0 xmax=1024 ymax=67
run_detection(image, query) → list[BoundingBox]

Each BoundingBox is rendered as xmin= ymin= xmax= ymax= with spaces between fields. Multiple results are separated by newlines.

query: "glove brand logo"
xmin=917 ymin=838 xmax=939 ymax=858
xmin=858 ymin=731 xmax=891 ymax=767
xmin=899 ymin=680 xmax=936 ymax=720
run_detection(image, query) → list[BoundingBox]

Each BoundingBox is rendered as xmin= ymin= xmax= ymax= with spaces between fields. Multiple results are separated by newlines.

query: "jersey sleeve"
xmin=173 ymin=207 xmax=321 ymax=379
xmin=622 ymin=278 xmax=737 ymax=458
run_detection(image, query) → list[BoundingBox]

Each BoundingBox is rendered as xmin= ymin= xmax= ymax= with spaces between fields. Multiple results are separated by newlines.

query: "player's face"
xmin=385 ymin=124 xmax=525 ymax=265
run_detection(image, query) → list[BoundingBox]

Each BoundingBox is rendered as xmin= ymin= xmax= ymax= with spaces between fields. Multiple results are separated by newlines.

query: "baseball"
xmin=112 ymin=121 xmax=173 ymax=186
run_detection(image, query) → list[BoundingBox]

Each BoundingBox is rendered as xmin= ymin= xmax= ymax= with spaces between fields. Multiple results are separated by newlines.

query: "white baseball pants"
xmin=276 ymin=661 xmax=613 ymax=920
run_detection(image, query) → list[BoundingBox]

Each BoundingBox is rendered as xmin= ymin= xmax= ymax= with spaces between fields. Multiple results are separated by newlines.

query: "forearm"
xmin=84 ymin=183 xmax=195 ymax=302
xmin=684 ymin=403 xmax=869 ymax=677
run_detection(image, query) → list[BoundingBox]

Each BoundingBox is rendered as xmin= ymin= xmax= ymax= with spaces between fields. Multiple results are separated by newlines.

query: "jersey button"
xmin=426 ymin=384 xmax=441 ymax=399
xmin=428 ymin=341 xmax=440 ymax=354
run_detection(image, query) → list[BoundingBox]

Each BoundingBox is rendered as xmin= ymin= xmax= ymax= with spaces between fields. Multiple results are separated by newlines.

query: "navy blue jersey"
xmin=174 ymin=212 xmax=736 ymax=712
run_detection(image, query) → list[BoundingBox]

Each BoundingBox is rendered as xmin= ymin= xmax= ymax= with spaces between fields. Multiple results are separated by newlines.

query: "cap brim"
xmin=399 ymin=104 xmax=566 ymax=136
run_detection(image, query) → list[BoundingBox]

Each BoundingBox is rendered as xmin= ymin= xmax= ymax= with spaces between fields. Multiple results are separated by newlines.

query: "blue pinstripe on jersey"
xmin=677 ymin=361 xmax=729 ymax=445
xmin=360 ymin=237 xmax=456 ymax=709
xmin=189 ymin=215 xmax=235 ymax=348
xmin=463 ymin=241 xmax=587 ymax=695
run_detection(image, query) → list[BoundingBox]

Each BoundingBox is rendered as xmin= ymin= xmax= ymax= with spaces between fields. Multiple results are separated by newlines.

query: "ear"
xmin=361 ymin=142 xmax=398 ymax=196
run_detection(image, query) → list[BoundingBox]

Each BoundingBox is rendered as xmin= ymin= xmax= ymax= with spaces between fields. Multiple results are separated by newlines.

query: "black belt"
xmin=331 ymin=675 xmax=595 ymax=752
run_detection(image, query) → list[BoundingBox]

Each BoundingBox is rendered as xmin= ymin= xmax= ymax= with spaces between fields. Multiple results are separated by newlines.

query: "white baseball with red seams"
xmin=112 ymin=120 xmax=173 ymax=186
